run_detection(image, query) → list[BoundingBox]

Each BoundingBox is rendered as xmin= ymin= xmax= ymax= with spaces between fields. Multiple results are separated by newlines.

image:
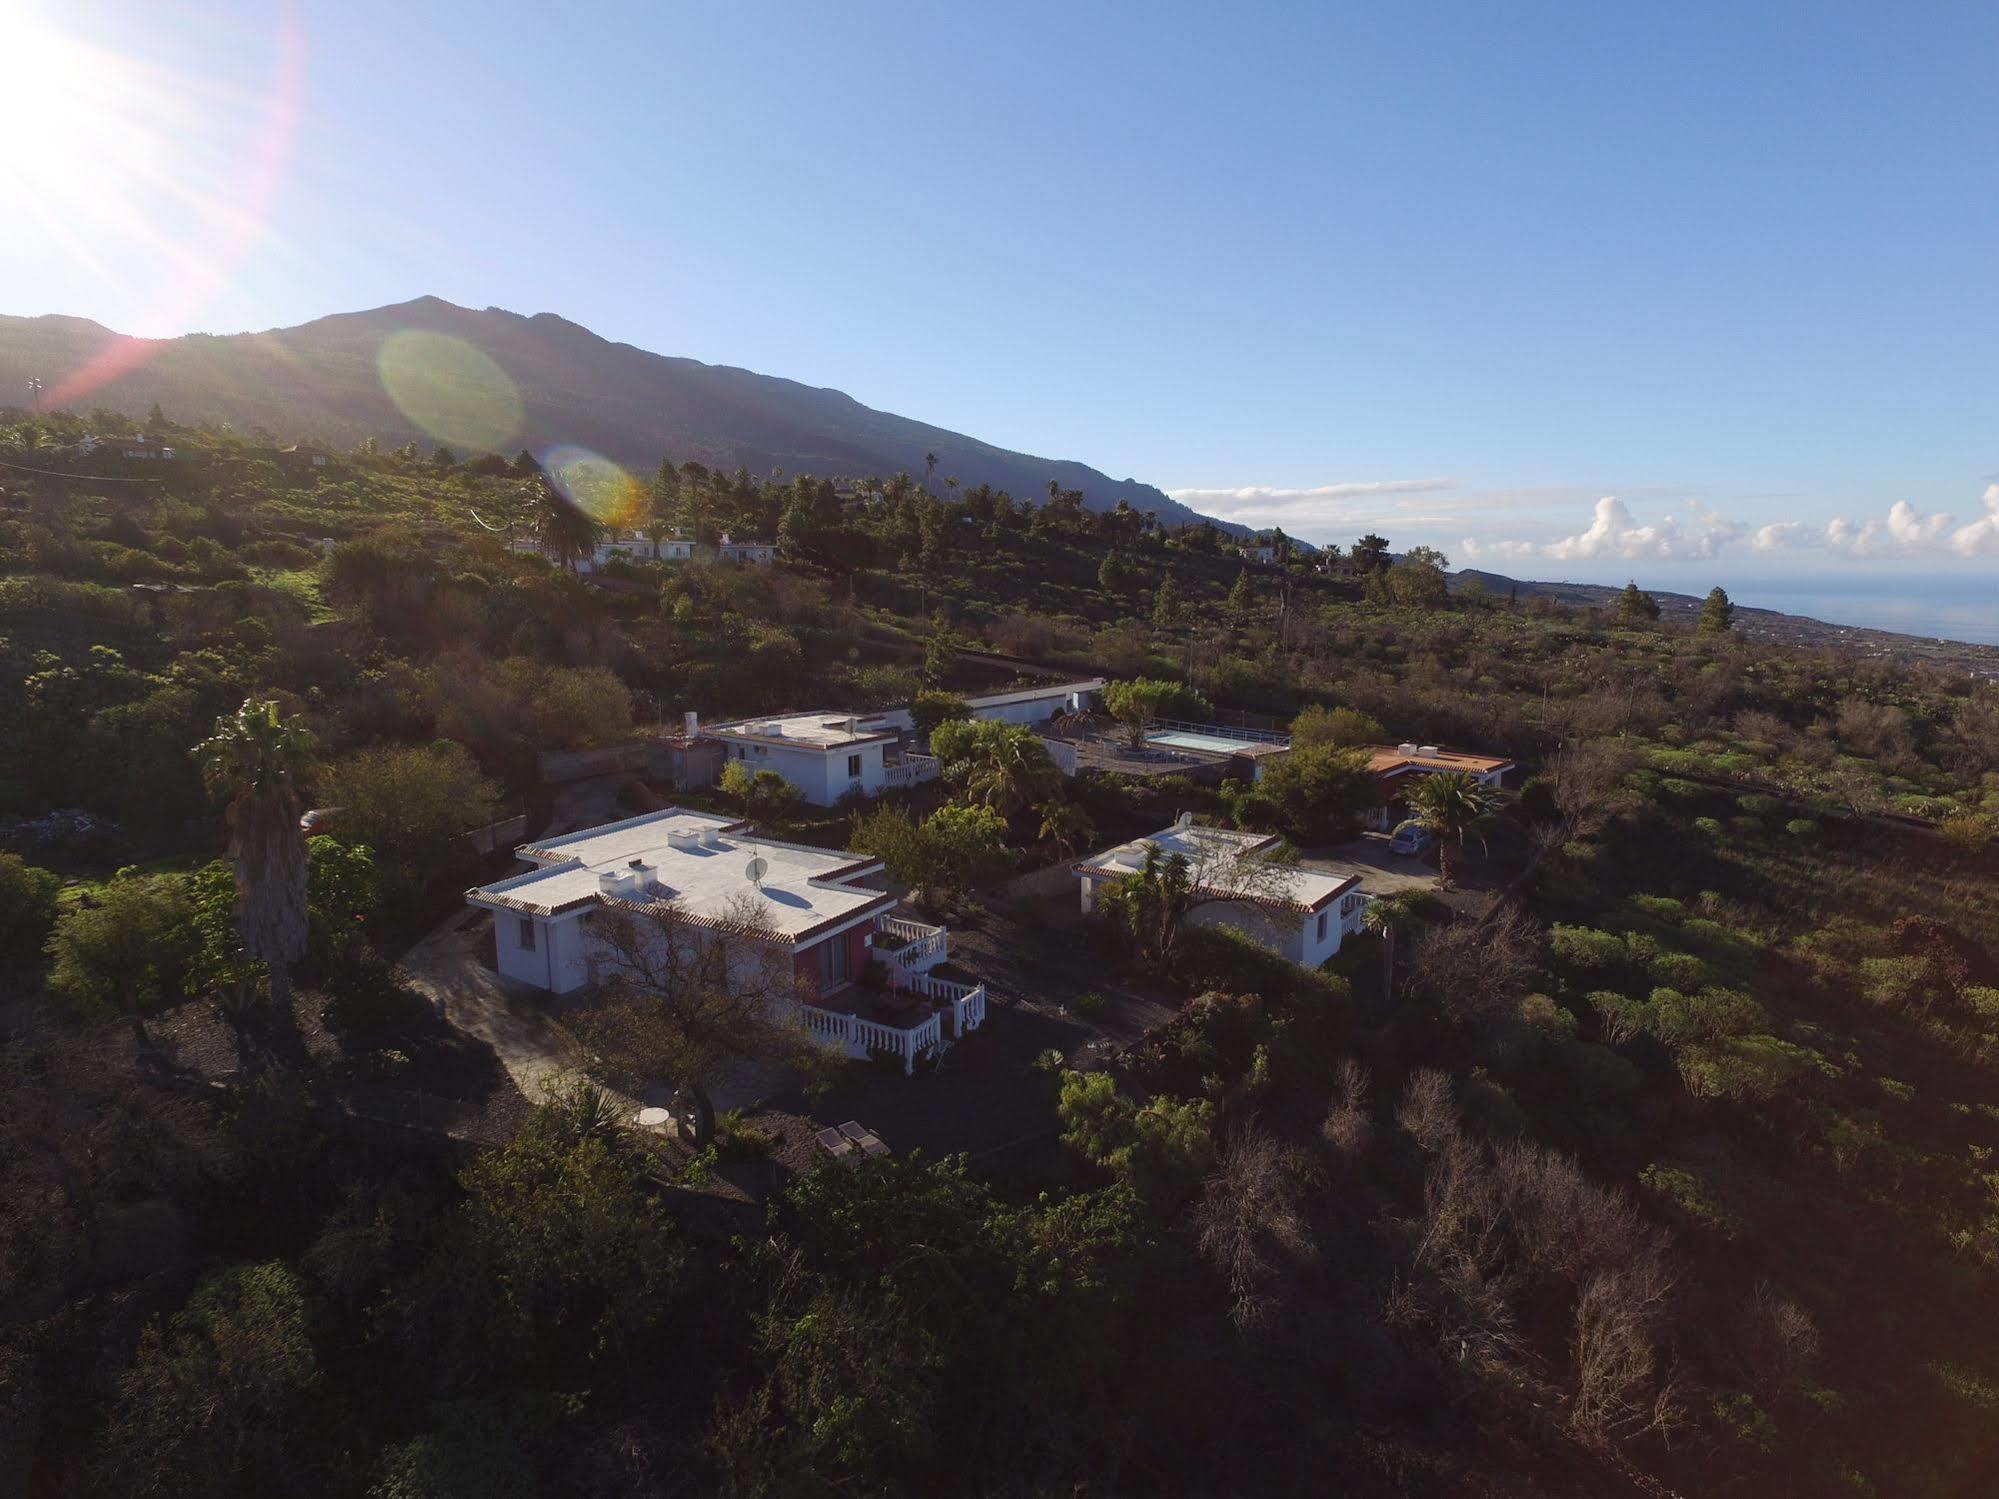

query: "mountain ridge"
xmin=0 ymin=296 xmax=1231 ymax=530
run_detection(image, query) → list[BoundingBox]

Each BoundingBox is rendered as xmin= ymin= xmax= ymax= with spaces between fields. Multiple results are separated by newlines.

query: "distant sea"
xmin=1721 ymin=572 xmax=1999 ymax=646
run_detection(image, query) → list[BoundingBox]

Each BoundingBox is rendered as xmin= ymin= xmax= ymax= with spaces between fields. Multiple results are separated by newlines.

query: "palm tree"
xmin=1402 ymin=771 xmax=1500 ymax=889
xmin=1361 ymin=897 xmax=1409 ymax=1002
xmin=1036 ymin=797 xmax=1094 ymax=860
xmin=195 ymin=700 xmax=314 ymax=1013
xmin=962 ymin=728 xmax=1061 ymax=817
xmin=532 ymin=480 xmax=600 ymax=572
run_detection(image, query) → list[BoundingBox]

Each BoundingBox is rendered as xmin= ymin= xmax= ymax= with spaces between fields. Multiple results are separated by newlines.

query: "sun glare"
xmin=0 ymin=12 xmax=130 ymax=186
xmin=2 ymin=1 xmax=305 ymax=401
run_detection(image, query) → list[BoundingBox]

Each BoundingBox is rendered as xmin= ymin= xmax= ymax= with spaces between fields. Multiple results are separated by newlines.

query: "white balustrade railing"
xmin=878 ymin=915 xmax=948 ymax=971
xmin=888 ymin=971 xmax=988 ymax=1038
xmin=800 ymin=1001 xmax=944 ymax=1074
xmin=883 ymin=754 xmax=941 ymax=790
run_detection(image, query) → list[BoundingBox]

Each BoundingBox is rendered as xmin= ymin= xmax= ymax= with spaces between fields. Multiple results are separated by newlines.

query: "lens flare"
xmin=12 ymin=1 xmax=307 ymax=407
xmin=376 ymin=330 xmax=524 ymax=453
xmin=542 ymin=446 xmax=646 ymax=526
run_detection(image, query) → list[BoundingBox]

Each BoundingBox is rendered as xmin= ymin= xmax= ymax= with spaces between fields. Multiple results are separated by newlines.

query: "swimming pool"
xmin=1147 ymin=729 xmax=1289 ymax=755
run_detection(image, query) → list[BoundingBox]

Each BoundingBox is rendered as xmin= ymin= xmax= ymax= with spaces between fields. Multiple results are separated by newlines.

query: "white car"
xmin=1388 ymin=822 xmax=1435 ymax=857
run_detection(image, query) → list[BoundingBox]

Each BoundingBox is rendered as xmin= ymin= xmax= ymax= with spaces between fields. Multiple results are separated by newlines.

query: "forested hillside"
xmin=3 ymin=406 xmax=1998 ymax=1496
xmin=0 ymin=297 xmax=1213 ymax=526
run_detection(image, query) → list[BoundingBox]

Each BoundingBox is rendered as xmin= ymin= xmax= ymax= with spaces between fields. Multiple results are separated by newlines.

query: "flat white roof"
xmin=467 ymin=807 xmax=892 ymax=944
xmin=964 ymin=678 xmax=1106 ymax=711
xmin=1076 ymin=823 xmax=1358 ymax=912
xmin=706 ymin=710 xmax=899 ymax=750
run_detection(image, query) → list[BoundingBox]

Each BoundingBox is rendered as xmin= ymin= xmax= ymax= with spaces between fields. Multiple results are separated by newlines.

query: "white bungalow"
xmin=706 ymin=711 xmax=902 ymax=806
xmin=1075 ymin=821 xmax=1369 ymax=969
xmin=863 ymin=678 xmax=1106 ymax=734
xmin=465 ymin=808 xmax=985 ymax=1071
xmin=717 ymin=533 xmax=776 ymax=565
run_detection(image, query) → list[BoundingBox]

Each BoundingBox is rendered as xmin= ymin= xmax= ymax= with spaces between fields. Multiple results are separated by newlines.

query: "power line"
xmin=0 ymin=455 xmax=167 ymax=484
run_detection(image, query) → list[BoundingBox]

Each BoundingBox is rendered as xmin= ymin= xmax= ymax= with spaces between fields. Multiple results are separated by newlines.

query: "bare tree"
xmin=1569 ymin=1256 xmax=1680 ymax=1446
xmin=1321 ymin=1058 xmax=1374 ymax=1160
xmin=1409 ymin=898 xmax=1540 ymax=1024
xmin=1193 ymin=1124 xmax=1317 ymax=1333
xmin=1738 ymin=1280 xmax=1821 ymax=1400
xmin=1543 ymin=739 xmax=1639 ymax=849
xmin=1394 ymin=1068 xmax=1459 ymax=1154
xmin=583 ymin=893 xmax=827 ymax=1145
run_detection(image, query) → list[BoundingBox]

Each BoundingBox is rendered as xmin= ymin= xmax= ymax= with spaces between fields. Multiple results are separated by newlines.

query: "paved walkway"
xmin=397 ymin=909 xmax=789 ymax=1122
xmin=397 ymin=910 xmax=598 ymax=1105
xmin=1299 ymin=832 xmax=1439 ymax=898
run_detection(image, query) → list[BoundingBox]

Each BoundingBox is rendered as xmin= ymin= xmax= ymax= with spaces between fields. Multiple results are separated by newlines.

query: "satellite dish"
xmin=745 ymin=855 xmax=769 ymax=887
xmin=1174 ymin=810 xmax=1194 ymax=830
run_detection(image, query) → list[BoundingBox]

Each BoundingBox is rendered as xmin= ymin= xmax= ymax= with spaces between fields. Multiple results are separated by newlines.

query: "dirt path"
xmin=397 ymin=910 xmax=598 ymax=1105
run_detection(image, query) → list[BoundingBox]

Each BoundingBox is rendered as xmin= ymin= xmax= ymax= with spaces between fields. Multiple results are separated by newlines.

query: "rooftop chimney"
xmin=684 ymin=709 xmax=699 ymax=738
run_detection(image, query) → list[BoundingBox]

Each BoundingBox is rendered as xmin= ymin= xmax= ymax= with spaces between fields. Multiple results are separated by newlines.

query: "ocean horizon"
xmin=1707 ymin=573 xmax=1998 ymax=647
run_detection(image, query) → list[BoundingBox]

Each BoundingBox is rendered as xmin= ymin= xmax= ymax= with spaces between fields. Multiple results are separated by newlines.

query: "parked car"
xmin=1387 ymin=822 xmax=1435 ymax=856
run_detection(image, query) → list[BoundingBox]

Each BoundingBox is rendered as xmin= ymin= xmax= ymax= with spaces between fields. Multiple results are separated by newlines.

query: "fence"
xmin=1145 ymin=717 xmax=1292 ymax=746
xmin=801 ymin=1003 xmax=943 ymax=1073
xmin=883 ymin=753 xmax=941 ymax=790
xmin=463 ymin=813 xmax=528 ymax=855
xmin=878 ymin=915 xmax=948 ymax=971
xmin=537 ymin=742 xmax=653 ymax=784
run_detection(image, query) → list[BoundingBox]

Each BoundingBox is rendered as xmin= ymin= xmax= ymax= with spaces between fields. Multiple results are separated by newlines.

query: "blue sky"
xmin=5 ymin=0 xmax=1997 ymax=585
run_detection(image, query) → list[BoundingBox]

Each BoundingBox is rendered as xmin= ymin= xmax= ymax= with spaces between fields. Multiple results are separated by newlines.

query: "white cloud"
xmin=1461 ymin=495 xmax=1744 ymax=564
xmin=1467 ymin=485 xmax=1999 ymax=566
xmin=1165 ymin=477 xmax=1457 ymax=512
xmin=1948 ymin=483 xmax=1999 ymax=557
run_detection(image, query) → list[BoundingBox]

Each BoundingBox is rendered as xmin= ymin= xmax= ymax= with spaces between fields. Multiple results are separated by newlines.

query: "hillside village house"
xmin=1238 ymin=542 xmax=1279 ymax=565
xmin=708 ymin=712 xmax=901 ymax=806
xmin=273 ymin=443 xmax=334 ymax=475
xmin=1362 ymin=743 xmax=1514 ymax=830
xmin=78 ymin=433 xmax=175 ymax=461
xmin=717 ymin=533 xmax=776 ymax=565
xmin=706 ymin=679 xmax=1105 ymax=807
xmin=1075 ymin=821 xmax=1370 ymax=968
xmin=466 ymin=807 xmax=985 ymax=1071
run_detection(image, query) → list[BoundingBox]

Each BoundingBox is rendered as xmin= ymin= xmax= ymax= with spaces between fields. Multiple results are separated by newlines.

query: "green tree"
xmin=645 ymin=455 xmax=681 ymax=554
xmin=45 ymin=872 xmax=197 ymax=1022
xmin=1102 ymin=677 xmax=1213 ymax=748
xmin=922 ymin=616 xmax=963 ymax=685
xmin=1618 ymin=580 xmax=1661 ymax=621
xmin=530 ymin=481 xmax=600 ymax=571
xmin=94 ymin=1261 xmax=326 ymax=1498
xmin=1227 ymin=569 xmax=1254 ymax=619
xmin=1257 ymin=743 xmax=1377 ymax=843
xmin=1289 ymin=704 xmax=1384 ymax=751
xmin=1385 ymin=545 xmax=1449 ymax=608
xmin=390 ymin=1096 xmax=686 ymax=1378
xmin=1699 ymin=585 xmax=1735 ymax=634
xmin=1352 ymin=533 xmax=1392 ymax=574
xmin=1150 ymin=573 xmax=1185 ymax=629
xmin=918 ymin=801 xmax=1010 ymax=904
xmin=1402 ymin=770 xmax=1501 ymax=888
xmin=929 ymin=719 xmax=1060 ymax=816
xmin=1036 ymin=797 xmax=1095 ymax=859
xmin=194 ymin=699 xmax=314 ymax=1012
xmin=719 ymin=760 xmax=801 ymax=821
xmin=0 ymin=851 xmax=61 ymax=973
xmin=1057 ymin=1069 xmax=1215 ymax=1199
xmin=909 ymin=689 xmax=971 ymax=743
xmin=318 ymin=742 xmax=499 ymax=891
